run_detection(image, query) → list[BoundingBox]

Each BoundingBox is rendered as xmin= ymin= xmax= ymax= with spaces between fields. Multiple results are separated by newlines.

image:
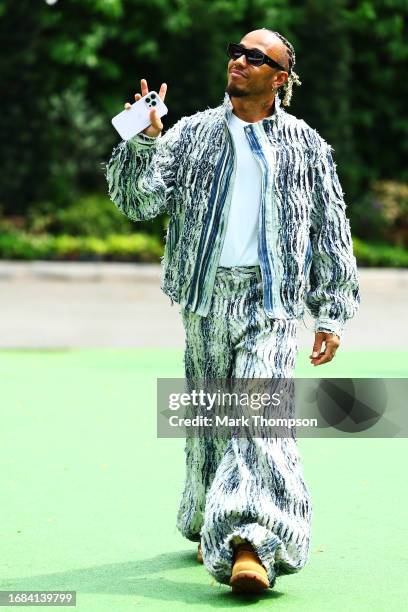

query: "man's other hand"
xmin=309 ymin=331 xmax=340 ymax=366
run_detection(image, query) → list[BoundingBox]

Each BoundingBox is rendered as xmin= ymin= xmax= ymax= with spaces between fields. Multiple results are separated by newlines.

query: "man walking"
xmin=106 ymin=28 xmax=360 ymax=594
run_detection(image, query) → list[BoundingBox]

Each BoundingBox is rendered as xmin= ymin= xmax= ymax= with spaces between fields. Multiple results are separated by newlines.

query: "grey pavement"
xmin=0 ymin=261 xmax=406 ymax=349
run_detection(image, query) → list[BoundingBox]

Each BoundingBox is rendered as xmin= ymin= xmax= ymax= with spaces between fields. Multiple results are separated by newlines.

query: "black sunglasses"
xmin=227 ymin=42 xmax=288 ymax=73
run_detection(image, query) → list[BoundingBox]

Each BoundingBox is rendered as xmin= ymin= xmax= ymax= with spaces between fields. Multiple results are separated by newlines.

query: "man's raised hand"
xmin=124 ymin=79 xmax=167 ymax=138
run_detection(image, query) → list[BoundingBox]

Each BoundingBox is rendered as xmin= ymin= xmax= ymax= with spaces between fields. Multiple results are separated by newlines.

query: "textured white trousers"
xmin=176 ymin=266 xmax=313 ymax=588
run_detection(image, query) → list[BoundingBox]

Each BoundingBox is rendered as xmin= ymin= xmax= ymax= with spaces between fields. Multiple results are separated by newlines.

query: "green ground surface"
xmin=0 ymin=349 xmax=407 ymax=611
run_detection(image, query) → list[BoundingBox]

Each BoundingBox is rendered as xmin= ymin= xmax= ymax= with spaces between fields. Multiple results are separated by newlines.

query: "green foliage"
xmin=0 ymin=0 xmax=407 ymax=253
xmin=45 ymin=88 xmax=113 ymax=206
xmin=0 ymin=231 xmax=163 ymax=262
xmin=2 ymin=192 xmax=169 ymax=244
xmin=0 ymin=228 xmax=405 ymax=268
xmin=345 ymin=0 xmax=408 ymax=188
xmin=26 ymin=194 xmax=135 ymax=237
xmin=353 ymin=237 xmax=408 ymax=268
xmin=103 ymin=233 xmax=163 ymax=261
xmin=296 ymin=1 xmax=355 ymax=179
xmin=351 ymin=180 xmax=408 ymax=248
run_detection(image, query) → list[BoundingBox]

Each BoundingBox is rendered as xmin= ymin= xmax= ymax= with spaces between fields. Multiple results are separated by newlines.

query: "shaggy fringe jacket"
xmin=105 ymin=92 xmax=361 ymax=339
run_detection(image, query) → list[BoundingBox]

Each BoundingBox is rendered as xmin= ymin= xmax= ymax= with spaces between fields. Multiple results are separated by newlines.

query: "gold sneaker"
xmin=229 ymin=543 xmax=270 ymax=593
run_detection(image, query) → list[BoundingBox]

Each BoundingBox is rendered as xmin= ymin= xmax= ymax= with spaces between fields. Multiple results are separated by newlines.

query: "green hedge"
xmin=353 ymin=238 xmax=408 ymax=268
xmin=0 ymin=231 xmax=406 ymax=267
xmin=0 ymin=232 xmax=163 ymax=262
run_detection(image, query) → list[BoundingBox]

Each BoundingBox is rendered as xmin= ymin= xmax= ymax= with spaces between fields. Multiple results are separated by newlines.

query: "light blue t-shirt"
xmin=219 ymin=111 xmax=264 ymax=267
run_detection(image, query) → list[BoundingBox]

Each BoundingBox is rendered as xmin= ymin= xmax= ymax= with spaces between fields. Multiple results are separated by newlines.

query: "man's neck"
xmin=230 ymin=94 xmax=276 ymax=123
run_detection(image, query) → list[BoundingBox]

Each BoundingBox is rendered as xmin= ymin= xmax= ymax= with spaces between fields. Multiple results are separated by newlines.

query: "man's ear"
xmin=277 ymin=71 xmax=289 ymax=88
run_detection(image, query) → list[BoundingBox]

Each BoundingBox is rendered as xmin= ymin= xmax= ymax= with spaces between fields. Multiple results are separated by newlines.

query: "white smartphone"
xmin=111 ymin=90 xmax=168 ymax=141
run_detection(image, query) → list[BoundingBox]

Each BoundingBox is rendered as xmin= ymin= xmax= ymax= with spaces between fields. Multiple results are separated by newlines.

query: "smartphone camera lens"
xmin=150 ymin=93 xmax=156 ymax=98
xmin=145 ymin=97 xmax=151 ymax=103
xmin=151 ymin=100 xmax=157 ymax=106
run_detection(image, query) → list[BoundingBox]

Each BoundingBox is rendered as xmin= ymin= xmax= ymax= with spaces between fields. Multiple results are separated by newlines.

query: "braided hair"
xmin=262 ymin=28 xmax=302 ymax=106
